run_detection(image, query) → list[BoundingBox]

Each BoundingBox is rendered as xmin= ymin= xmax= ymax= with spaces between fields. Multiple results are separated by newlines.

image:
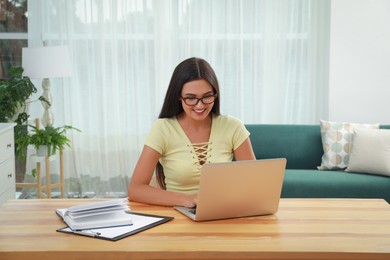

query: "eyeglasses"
xmin=181 ymin=94 xmax=217 ymax=106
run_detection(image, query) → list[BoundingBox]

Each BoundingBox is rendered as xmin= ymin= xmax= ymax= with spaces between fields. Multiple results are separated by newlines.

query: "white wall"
xmin=329 ymin=0 xmax=390 ymax=124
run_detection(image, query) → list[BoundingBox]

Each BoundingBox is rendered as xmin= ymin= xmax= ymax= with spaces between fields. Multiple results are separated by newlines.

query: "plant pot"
xmin=15 ymin=156 xmax=27 ymax=183
xmin=14 ymin=124 xmax=28 ymax=184
xmin=36 ymin=145 xmax=54 ymax=157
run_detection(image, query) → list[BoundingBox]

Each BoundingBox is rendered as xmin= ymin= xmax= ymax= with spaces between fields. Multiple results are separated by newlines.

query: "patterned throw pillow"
xmin=318 ymin=120 xmax=379 ymax=170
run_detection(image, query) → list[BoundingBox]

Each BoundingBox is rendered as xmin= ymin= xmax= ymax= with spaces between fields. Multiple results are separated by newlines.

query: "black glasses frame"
xmin=181 ymin=94 xmax=217 ymax=106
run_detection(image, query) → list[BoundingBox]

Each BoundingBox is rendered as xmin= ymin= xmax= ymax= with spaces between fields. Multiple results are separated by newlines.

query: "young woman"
xmin=128 ymin=57 xmax=255 ymax=207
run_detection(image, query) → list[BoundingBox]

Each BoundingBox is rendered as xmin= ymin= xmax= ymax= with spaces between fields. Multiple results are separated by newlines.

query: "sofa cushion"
xmin=282 ymin=169 xmax=390 ymax=203
xmin=318 ymin=120 xmax=379 ymax=170
xmin=346 ymin=128 xmax=390 ymax=176
xmin=245 ymin=124 xmax=323 ymax=169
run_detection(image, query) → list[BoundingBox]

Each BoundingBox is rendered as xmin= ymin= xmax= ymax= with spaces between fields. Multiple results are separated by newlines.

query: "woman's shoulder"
xmin=148 ymin=117 xmax=178 ymax=140
xmin=152 ymin=117 xmax=178 ymax=129
xmin=213 ymin=114 xmax=244 ymax=126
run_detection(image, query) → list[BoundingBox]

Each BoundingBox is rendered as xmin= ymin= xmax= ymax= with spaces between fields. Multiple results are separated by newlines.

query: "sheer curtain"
xmin=26 ymin=0 xmax=330 ymax=197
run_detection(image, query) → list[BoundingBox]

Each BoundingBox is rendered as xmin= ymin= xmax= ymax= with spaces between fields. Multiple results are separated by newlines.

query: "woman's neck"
xmin=176 ymin=113 xmax=213 ymax=130
xmin=176 ymin=113 xmax=213 ymax=144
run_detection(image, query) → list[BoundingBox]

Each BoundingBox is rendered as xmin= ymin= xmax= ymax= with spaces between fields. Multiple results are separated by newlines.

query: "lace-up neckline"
xmin=175 ymin=115 xmax=214 ymax=168
xmin=188 ymin=142 xmax=212 ymax=168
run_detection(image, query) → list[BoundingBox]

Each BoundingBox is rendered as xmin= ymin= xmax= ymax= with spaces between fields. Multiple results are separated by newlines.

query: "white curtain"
xmin=25 ymin=0 xmax=330 ymax=198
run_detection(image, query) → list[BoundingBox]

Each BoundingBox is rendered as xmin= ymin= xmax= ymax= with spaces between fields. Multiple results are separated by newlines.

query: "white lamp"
xmin=22 ymin=45 xmax=72 ymax=127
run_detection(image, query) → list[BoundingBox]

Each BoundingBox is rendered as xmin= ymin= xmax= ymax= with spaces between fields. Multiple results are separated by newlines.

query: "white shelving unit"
xmin=0 ymin=123 xmax=16 ymax=204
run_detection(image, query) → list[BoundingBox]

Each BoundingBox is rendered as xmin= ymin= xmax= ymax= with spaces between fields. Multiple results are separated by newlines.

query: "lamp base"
xmin=41 ymin=78 xmax=54 ymax=127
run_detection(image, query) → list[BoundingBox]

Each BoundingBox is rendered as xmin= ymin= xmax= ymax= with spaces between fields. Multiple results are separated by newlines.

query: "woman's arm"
xmin=128 ymin=145 xmax=198 ymax=207
xmin=234 ymin=137 xmax=256 ymax=161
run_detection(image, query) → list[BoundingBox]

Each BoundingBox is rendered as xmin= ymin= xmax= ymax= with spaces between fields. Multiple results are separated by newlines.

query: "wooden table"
xmin=0 ymin=198 xmax=390 ymax=260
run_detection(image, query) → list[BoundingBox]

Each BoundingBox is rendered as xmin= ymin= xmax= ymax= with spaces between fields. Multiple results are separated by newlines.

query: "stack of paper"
xmin=56 ymin=198 xmax=132 ymax=230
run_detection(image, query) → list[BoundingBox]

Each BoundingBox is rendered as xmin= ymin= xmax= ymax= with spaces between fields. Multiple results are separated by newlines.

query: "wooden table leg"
xmin=45 ymin=156 xmax=51 ymax=198
xmin=60 ymin=150 xmax=64 ymax=198
xmin=36 ymin=161 xmax=42 ymax=198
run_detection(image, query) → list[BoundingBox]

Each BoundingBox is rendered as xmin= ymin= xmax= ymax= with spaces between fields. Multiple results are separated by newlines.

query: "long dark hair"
xmin=156 ymin=57 xmax=221 ymax=189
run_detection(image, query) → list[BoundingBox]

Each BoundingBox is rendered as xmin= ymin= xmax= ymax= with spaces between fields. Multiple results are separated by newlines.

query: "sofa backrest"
xmin=245 ymin=124 xmax=390 ymax=170
xmin=245 ymin=124 xmax=322 ymax=169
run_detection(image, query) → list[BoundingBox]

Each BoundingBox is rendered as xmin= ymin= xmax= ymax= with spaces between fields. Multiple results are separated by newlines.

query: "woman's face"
xmin=180 ymin=79 xmax=215 ymax=121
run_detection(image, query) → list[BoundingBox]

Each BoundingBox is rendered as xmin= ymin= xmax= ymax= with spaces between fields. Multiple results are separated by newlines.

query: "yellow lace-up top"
xmin=145 ymin=114 xmax=250 ymax=194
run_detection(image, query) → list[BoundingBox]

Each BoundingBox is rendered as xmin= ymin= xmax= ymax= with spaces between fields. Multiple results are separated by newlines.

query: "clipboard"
xmin=57 ymin=212 xmax=173 ymax=241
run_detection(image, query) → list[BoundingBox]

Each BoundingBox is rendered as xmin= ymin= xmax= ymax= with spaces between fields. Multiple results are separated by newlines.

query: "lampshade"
xmin=22 ymin=45 xmax=72 ymax=79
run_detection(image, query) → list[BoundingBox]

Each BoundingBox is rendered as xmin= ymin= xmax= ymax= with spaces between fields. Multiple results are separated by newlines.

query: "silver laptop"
xmin=174 ymin=158 xmax=287 ymax=221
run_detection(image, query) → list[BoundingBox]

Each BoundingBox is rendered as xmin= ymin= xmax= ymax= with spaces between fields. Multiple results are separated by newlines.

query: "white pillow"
xmin=346 ymin=128 xmax=390 ymax=176
xmin=318 ymin=120 xmax=379 ymax=170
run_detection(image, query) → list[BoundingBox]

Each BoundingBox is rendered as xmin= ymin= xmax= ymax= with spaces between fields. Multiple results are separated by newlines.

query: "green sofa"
xmin=245 ymin=124 xmax=390 ymax=204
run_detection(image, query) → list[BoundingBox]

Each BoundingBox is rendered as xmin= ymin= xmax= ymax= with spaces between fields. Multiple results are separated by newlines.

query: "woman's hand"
xmin=181 ymin=193 xmax=198 ymax=208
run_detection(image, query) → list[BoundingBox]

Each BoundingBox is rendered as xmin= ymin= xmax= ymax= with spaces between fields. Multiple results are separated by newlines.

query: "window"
xmin=0 ymin=0 xmax=28 ymax=79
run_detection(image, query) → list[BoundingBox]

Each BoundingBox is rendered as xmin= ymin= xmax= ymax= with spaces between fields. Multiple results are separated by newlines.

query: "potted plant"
xmin=15 ymin=124 xmax=81 ymax=159
xmin=0 ymin=66 xmax=40 ymax=183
